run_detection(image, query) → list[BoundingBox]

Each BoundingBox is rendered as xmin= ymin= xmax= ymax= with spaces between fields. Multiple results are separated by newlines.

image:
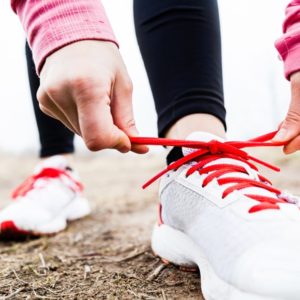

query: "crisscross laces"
xmin=130 ymin=131 xmax=291 ymax=214
xmin=11 ymin=168 xmax=83 ymax=199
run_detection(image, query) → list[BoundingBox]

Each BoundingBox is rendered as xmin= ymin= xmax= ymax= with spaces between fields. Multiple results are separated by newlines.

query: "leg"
xmin=134 ymin=0 xmax=226 ymax=139
xmin=25 ymin=42 xmax=75 ymax=158
xmin=133 ymin=3 xmax=300 ymax=299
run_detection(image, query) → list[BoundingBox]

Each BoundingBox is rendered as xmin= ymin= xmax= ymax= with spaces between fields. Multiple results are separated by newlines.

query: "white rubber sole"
xmin=152 ymin=224 xmax=281 ymax=300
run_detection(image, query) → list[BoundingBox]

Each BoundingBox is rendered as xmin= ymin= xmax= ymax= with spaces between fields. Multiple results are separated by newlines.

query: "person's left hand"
xmin=273 ymin=71 xmax=300 ymax=154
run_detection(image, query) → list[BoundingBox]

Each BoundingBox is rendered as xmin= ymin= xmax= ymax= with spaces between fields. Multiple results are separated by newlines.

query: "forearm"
xmin=276 ymin=0 xmax=300 ymax=79
xmin=11 ymin=0 xmax=118 ymax=74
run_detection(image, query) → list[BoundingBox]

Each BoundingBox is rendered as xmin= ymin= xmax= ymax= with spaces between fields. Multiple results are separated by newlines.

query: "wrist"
xmin=14 ymin=0 xmax=118 ymax=75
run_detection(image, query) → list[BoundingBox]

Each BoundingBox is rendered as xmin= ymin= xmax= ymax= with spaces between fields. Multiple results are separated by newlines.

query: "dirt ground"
xmin=0 ymin=148 xmax=299 ymax=300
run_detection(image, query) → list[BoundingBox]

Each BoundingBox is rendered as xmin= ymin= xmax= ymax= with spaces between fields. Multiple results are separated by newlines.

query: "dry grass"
xmin=0 ymin=148 xmax=299 ymax=299
xmin=0 ymin=153 xmax=202 ymax=299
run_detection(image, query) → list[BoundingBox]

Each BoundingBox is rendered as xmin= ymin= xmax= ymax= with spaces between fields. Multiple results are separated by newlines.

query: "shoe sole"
xmin=0 ymin=197 xmax=91 ymax=240
xmin=152 ymin=224 xmax=281 ymax=300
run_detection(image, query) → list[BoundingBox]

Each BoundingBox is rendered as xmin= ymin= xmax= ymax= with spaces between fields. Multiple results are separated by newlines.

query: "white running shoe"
xmin=148 ymin=132 xmax=300 ymax=300
xmin=0 ymin=156 xmax=91 ymax=239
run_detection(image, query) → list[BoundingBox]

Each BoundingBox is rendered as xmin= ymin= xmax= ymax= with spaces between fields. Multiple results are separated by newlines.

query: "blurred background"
xmin=0 ymin=0 xmax=290 ymax=155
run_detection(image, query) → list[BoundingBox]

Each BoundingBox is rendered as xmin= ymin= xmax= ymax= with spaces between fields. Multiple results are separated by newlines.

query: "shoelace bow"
xmin=130 ymin=131 xmax=290 ymax=214
xmin=11 ymin=168 xmax=83 ymax=199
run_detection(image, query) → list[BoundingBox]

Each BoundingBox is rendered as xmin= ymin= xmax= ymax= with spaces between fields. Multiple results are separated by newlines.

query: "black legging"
xmin=26 ymin=43 xmax=75 ymax=158
xmin=26 ymin=0 xmax=226 ymax=157
xmin=134 ymin=0 xmax=226 ymax=137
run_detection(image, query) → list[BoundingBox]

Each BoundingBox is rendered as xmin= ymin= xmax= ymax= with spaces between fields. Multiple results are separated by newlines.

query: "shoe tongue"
xmin=183 ymin=132 xmax=278 ymax=199
xmin=34 ymin=155 xmax=69 ymax=174
xmin=182 ymin=131 xmax=225 ymax=156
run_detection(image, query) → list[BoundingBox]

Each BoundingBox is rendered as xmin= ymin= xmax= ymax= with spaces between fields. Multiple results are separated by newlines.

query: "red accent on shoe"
xmin=0 ymin=220 xmax=31 ymax=239
xmin=130 ymin=130 xmax=289 ymax=214
xmin=11 ymin=167 xmax=83 ymax=199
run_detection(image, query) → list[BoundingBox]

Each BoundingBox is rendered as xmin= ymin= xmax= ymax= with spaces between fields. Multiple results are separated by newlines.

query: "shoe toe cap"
xmin=231 ymin=239 xmax=300 ymax=300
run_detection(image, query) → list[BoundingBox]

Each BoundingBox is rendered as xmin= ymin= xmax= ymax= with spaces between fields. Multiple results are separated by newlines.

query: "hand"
xmin=37 ymin=40 xmax=148 ymax=154
xmin=273 ymin=71 xmax=300 ymax=154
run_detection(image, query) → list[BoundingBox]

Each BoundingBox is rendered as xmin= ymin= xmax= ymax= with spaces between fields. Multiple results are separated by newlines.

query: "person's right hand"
xmin=37 ymin=40 xmax=148 ymax=154
xmin=273 ymin=71 xmax=300 ymax=154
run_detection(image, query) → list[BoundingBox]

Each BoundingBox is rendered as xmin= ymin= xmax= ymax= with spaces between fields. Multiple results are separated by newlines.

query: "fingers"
xmin=273 ymin=72 xmax=300 ymax=153
xmin=283 ymin=135 xmax=300 ymax=154
xmin=37 ymin=87 xmax=81 ymax=136
xmin=272 ymin=111 xmax=300 ymax=143
xmin=273 ymin=112 xmax=300 ymax=154
xmin=76 ymin=83 xmax=131 ymax=152
xmin=38 ymin=78 xmax=136 ymax=153
xmin=112 ymin=73 xmax=149 ymax=154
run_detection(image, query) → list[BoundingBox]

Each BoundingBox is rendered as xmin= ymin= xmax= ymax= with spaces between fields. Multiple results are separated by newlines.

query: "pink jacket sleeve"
xmin=276 ymin=0 xmax=300 ymax=80
xmin=11 ymin=0 xmax=118 ymax=74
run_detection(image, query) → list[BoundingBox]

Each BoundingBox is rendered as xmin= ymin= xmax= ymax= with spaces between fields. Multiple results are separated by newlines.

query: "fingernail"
xmin=273 ymin=129 xmax=287 ymax=141
xmin=130 ymin=127 xmax=140 ymax=137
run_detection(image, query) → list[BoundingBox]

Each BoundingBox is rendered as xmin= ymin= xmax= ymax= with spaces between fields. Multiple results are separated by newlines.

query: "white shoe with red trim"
xmin=0 ymin=156 xmax=91 ymax=239
xmin=143 ymin=132 xmax=300 ymax=300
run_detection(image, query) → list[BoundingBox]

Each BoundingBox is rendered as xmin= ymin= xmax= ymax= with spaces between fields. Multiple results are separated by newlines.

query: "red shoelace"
xmin=12 ymin=168 xmax=83 ymax=199
xmin=130 ymin=131 xmax=289 ymax=214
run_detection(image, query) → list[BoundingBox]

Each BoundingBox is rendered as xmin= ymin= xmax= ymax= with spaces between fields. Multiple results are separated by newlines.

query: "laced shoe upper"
xmin=12 ymin=157 xmax=83 ymax=200
xmin=0 ymin=156 xmax=84 ymax=232
xmin=131 ymin=131 xmax=300 ymax=293
xmin=131 ymin=131 xmax=299 ymax=214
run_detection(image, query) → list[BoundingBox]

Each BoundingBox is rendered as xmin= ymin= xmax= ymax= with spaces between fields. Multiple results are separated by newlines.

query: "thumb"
xmin=77 ymin=90 xmax=131 ymax=153
xmin=112 ymin=75 xmax=149 ymax=154
xmin=272 ymin=113 xmax=300 ymax=142
xmin=274 ymin=73 xmax=300 ymax=142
